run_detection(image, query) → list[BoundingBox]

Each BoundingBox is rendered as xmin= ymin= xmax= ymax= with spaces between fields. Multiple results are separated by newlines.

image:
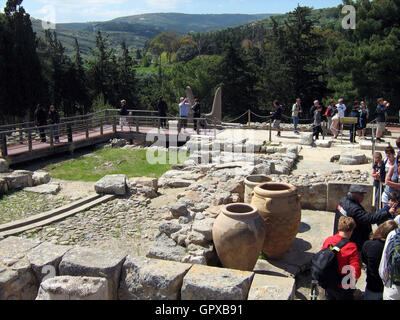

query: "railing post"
xmin=19 ymin=128 xmax=23 ymax=145
xmin=27 ymin=130 xmax=32 ymax=152
xmin=248 ymin=109 xmax=251 ymax=127
xmin=100 ymin=119 xmax=103 ymax=136
xmin=0 ymin=133 xmax=7 ymax=157
xmin=112 ymin=116 xmax=117 ymax=133
xmin=136 ymin=118 xmax=139 ymax=133
xmin=269 ymin=118 xmax=272 ymax=142
xmin=49 ymin=126 xmax=54 ymax=147
xmin=86 ymin=121 xmax=89 ymax=139
xmin=67 ymin=123 xmax=73 ymax=142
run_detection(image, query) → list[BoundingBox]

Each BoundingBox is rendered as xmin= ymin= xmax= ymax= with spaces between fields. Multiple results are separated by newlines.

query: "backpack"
xmin=387 ymin=229 xmax=400 ymax=286
xmin=311 ymin=238 xmax=349 ymax=289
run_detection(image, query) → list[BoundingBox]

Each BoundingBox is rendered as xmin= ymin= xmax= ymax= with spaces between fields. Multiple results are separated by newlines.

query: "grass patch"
xmin=45 ymin=148 xmax=188 ymax=182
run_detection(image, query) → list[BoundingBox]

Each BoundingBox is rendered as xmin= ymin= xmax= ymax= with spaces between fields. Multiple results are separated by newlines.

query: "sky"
xmin=1 ymin=0 xmax=344 ymax=23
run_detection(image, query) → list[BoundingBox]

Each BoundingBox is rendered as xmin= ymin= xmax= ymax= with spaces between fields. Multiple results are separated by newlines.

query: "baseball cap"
xmin=349 ymin=185 xmax=367 ymax=194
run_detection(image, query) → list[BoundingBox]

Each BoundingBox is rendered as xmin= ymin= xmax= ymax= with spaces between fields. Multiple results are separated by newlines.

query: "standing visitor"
xmin=362 ymin=220 xmax=398 ymax=300
xmin=359 ymin=104 xmax=368 ymax=139
xmin=178 ymin=97 xmax=190 ymax=133
xmin=336 ymin=98 xmax=347 ymax=118
xmin=376 ymin=98 xmax=389 ymax=142
xmin=372 ymin=152 xmax=386 ymax=211
xmin=119 ymin=100 xmax=129 ymax=130
xmin=292 ymin=98 xmax=302 ymax=134
xmin=382 ymin=150 xmax=399 ymax=207
xmin=349 ymin=101 xmax=361 ymax=143
xmin=330 ymin=109 xmax=340 ymax=139
xmin=157 ymin=96 xmax=168 ymax=128
xmin=48 ymin=105 xmax=60 ymax=144
xmin=191 ymin=98 xmax=201 ymax=132
xmin=312 ymin=103 xmax=323 ymax=140
xmin=325 ymin=99 xmax=336 ymax=135
xmin=34 ymin=104 xmax=47 ymax=143
xmin=270 ymin=100 xmax=282 ymax=137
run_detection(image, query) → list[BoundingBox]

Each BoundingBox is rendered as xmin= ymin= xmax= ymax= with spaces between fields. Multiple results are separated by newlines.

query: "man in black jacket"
xmin=48 ymin=105 xmax=60 ymax=143
xmin=334 ymin=185 xmax=393 ymax=251
xmin=34 ymin=104 xmax=47 ymax=142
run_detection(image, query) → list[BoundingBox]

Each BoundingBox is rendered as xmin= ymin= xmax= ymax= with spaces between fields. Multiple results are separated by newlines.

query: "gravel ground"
xmin=0 ymin=191 xmax=74 ymax=224
xmin=18 ymin=187 xmax=181 ymax=257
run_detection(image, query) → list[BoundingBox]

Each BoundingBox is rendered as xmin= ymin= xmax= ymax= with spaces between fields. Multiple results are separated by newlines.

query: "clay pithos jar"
xmin=244 ymin=175 xmax=272 ymax=204
xmin=251 ymin=182 xmax=301 ymax=259
xmin=212 ymin=203 xmax=266 ymax=271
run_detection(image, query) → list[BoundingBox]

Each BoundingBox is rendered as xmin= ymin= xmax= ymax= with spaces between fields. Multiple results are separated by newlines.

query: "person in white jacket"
xmin=379 ymin=215 xmax=400 ymax=300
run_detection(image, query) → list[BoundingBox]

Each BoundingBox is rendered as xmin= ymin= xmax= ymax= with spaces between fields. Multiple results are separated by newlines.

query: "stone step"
xmin=0 ymin=194 xmax=115 ymax=237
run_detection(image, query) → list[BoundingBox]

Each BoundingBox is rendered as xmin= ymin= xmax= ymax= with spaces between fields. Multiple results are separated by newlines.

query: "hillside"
xmin=32 ymin=13 xmax=275 ymax=57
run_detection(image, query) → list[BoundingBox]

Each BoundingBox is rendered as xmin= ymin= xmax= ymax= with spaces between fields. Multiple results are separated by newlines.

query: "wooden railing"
xmin=0 ymin=111 xmax=213 ymax=158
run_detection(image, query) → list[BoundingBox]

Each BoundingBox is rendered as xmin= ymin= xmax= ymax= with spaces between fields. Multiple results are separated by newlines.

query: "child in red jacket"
xmin=322 ymin=216 xmax=363 ymax=300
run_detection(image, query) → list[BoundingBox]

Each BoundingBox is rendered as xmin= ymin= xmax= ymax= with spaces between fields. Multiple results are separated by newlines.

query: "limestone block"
xmin=315 ymin=140 xmax=332 ymax=148
xmin=296 ymin=183 xmax=328 ymax=210
xmin=59 ymin=247 xmax=126 ymax=300
xmin=192 ymin=218 xmax=215 ymax=241
xmin=159 ymin=221 xmax=182 ymax=237
xmin=36 ymin=276 xmax=110 ymax=300
xmin=3 ymin=170 xmax=33 ymax=190
xmin=247 ymin=273 xmax=296 ymax=300
xmin=0 ymin=159 xmax=9 ymax=173
xmin=27 ymin=242 xmax=72 ymax=282
xmin=0 ymin=178 xmax=8 ymax=194
xmin=299 ymin=132 xmax=313 ymax=146
xmin=0 ymin=237 xmax=41 ymax=262
xmin=339 ymin=152 xmax=368 ymax=165
xmin=32 ymin=171 xmax=51 ymax=186
xmin=94 ymin=174 xmax=127 ymax=195
xmin=181 ymin=264 xmax=254 ymax=300
xmin=118 ymin=256 xmax=192 ymax=300
xmin=146 ymin=233 xmax=187 ymax=263
xmin=24 ymin=183 xmax=61 ymax=195
xmin=128 ymin=177 xmax=158 ymax=192
xmin=0 ymin=257 xmax=39 ymax=300
xmin=327 ymin=182 xmax=373 ymax=212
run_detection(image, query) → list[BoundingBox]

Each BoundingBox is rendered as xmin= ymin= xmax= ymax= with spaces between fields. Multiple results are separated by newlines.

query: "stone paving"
xmin=2 ymin=126 xmax=396 ymax=300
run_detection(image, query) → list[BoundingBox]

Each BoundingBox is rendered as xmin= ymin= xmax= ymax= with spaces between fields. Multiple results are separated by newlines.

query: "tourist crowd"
xmin=270 ymin=97 xmax=392 ymax=143
xmin=313 ymin=141 xmax=400 ymax=300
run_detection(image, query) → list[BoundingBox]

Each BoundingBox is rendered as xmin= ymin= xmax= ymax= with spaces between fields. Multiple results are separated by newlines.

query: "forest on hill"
xmin=0 ymin=0 xmax=399 ymax=125
xmin=31 ymin=13 xmax=275 ymax=57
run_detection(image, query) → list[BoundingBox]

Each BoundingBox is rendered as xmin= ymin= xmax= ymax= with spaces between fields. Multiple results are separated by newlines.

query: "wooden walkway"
xmin=0 ymin=110 xmax=220 ymax=165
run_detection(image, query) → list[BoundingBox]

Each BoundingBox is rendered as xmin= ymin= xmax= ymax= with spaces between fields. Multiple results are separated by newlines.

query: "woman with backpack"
xmin=362 ymin=220 xmax=398 ymax=300
xmin=382 ymin=147 xmax=398 ymax=207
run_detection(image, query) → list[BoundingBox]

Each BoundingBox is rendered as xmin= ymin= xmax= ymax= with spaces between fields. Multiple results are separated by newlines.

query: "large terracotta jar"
xmin=251 ymin=182 xmax=301 ymax=259
xmin=244 ymin=175 xmax=272 ymax=203
xmin=212 ymin=203 xmax=266 ymax=271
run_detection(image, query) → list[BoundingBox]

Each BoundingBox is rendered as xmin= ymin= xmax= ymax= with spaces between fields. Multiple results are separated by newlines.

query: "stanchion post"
xmin=269 ymin=118 xmax=272 ymax=142
xmin=248 ymin=109 xmax=251 ymax=127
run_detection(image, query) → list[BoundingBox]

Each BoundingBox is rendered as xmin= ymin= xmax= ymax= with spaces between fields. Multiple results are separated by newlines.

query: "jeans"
xmin=52 ymin=124 xmax=59 ymax=142
xmin=292 ymin=116 xmax=299 ymax=132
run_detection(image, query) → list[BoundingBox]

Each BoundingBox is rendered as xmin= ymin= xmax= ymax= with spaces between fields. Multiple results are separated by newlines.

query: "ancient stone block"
xmin=297 ymin=183 xmax=328 ymax=210
xmin=327 ymin=182 xmax=373 ymax=212
xmin=32 ymin=171 xmax=51 ymax=186
xmin=27 ymin=242 xmax=72 ymax=282
xmin=0 ymin=237 xmax=41 ymax=262
xmin=59 ymin=247 xmax=126 ymax=300
xmin=247 ymin=273 xmax=296 ymax=300
xmin=146 ymin=233 xmax=187 ymax=263
xmin=181 ymin=264 xmax=254 ymax=300
xmin=94 ymin=174 xmax=127 ymax=195
xmin=118 ymin=256 xmax=192 ymax=300
xmin=0 ymin=159 xmax=9 ymax=173
xmin=36 ymin=276 xmax=110 ymax=300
